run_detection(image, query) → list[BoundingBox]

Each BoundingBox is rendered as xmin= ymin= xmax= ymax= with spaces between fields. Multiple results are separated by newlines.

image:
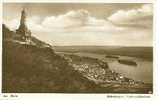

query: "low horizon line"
xmin=53 ymin=45 xmax=153 ymax=47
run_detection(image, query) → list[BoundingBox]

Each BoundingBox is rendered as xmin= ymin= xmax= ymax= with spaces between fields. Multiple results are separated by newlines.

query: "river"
xmin=57 ymin=52 xmax=153 ymax=83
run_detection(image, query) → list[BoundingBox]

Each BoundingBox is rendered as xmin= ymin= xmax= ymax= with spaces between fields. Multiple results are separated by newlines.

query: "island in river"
xmin=55 ymin=46 xmax=153 ymax=93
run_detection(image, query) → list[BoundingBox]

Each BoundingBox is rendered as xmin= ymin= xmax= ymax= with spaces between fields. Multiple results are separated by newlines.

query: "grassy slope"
xmin=2 ymin=24 xmax=152 ymax=93
xmin=2 ymin=24 xmax=107 ymax=93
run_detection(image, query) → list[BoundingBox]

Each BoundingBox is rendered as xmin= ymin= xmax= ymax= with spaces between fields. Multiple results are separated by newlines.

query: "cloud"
xmin=3 ymin=18 xmax=20 ymax=30
xmin=3 ymin=9 xmax=152 ymax=46
xmin=41 ymin=9 xmax=107 ymax=29
xmin=25 ymin=9 xmax=123 ymax=35
xmin=107 ymin=4 xmax=153 ymax=28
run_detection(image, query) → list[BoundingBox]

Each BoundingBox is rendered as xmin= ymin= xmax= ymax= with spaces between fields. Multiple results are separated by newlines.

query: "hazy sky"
xmin=3 ymin=3 xmax=153 ymax=46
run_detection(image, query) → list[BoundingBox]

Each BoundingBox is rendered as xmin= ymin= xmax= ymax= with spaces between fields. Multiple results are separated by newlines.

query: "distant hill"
xmin=54 ymin=46 xmax=153 ymax=60
xmin=2 ymin=24 xmax=107 ymax=93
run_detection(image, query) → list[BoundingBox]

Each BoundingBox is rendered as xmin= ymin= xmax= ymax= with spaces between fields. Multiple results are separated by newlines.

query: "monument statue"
xmin=16 ymin=9 xmax=31 ymax=43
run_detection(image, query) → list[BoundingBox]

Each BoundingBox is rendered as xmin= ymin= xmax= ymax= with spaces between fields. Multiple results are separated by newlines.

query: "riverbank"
xmin=58 ymin=53 xmax=153 ymax=93
xmin=56 ymin=51 xmax=153 ymax=83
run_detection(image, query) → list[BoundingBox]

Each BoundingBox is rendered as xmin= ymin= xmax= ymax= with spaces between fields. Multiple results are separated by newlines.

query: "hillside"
xmin=2 ymin=24 xmax=152 ymax=93
xmin=2 ymin=24 xmax=107 ymax=93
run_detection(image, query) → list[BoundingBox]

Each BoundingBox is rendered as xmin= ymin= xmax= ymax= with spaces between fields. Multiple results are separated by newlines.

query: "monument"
xmin=16 ymin=9 xmax=31 ymax=43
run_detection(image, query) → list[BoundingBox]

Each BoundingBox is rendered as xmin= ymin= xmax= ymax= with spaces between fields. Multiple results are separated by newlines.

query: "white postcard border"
xmin=0 ymin=0 xmax=157 ymax=100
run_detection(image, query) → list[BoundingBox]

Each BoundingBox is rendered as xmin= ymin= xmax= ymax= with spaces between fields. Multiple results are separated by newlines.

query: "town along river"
xmin=58 ymin=52 xmax=153 ymax=84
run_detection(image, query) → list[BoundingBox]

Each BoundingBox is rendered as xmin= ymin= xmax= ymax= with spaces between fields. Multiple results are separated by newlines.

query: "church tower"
xmin=16 ymin=9 xmax=31 ymax=43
